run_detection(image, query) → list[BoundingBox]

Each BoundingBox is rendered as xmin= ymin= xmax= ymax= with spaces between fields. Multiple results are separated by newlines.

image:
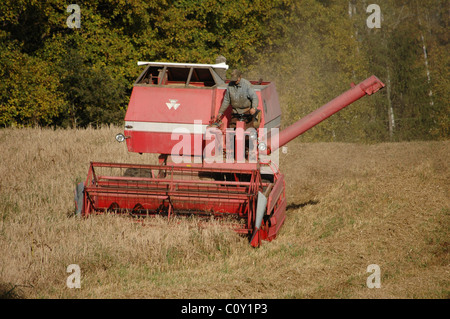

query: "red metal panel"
xmin=267 ymin=174 xmax=285 ymax=214
xmin=213 ymin=87 xmax=227 ymax=115
xmin=125 ymin=130 xmax=203 ymax=155
xmin=259 ymin=82 xmax=281 ymax=129
xmin=125 ymin=86 xmax=214 ymax=124
xmin=124 ymin=85 xmax=214 ymax=155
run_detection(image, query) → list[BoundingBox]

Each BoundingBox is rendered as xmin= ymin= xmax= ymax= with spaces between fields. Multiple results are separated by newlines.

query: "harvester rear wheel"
xmin=131 ymin=203 xmax=145 ymax=215
xmin=108 ymin=202 xmax=120 ymax=213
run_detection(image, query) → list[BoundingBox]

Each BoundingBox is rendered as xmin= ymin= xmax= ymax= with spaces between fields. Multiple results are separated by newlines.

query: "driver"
xmin=215 ymin=69 xmax=260 ymax=129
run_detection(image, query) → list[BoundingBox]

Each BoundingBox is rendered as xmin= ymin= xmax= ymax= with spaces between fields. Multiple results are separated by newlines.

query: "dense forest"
xmin=0 ymin=0 xmax=448 ymax=142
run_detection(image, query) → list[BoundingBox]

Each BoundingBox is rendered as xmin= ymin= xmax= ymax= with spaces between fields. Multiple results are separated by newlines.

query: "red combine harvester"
xmin=75 ymin=61 xmax=385 ymax=247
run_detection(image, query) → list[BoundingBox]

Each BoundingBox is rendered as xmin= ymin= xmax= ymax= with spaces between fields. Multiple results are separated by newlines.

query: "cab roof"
xmin=135 ymin=61 xmax=228 ymax=87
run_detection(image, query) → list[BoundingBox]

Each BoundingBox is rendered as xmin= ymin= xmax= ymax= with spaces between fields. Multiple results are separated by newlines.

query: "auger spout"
xmin=263 ymin=75 xmax=385 ymax=155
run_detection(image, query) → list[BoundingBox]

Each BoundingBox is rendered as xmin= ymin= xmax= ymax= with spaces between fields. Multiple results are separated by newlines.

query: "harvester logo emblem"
xmin=166 ymin=99 xmax=180 ymax=110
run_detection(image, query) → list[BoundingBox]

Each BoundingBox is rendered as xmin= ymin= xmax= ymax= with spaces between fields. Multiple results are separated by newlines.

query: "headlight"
xmin=258 ymin=142 xmax=267 ymax=151
xmin=115 ymin=133 xmax=126 ymax=143
xmin=248 ymin=129 xmax=258 ymax=140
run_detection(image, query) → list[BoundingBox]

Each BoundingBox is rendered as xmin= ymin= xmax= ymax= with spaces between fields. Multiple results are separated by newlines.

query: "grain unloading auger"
xmin=75 ymin=61 xmax=385 ymax=247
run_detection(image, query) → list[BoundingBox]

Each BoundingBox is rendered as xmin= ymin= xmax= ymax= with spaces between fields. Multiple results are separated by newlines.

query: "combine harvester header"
xmin=75 ymin=60 xmax=385 ymax=247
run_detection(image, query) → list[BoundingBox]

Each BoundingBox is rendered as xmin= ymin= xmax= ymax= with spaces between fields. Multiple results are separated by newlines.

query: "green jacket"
xmin=218 ymin=78 xmax=259 ymax=116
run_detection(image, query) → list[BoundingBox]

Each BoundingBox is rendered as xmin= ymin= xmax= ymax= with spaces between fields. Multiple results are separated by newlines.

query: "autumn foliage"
xmin=0 ymin=0 xmax=448 ymax=141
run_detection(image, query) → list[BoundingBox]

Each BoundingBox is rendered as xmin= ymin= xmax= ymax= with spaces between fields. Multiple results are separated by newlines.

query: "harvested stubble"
xmin=0 ymin=126 xmax=448 ymax=298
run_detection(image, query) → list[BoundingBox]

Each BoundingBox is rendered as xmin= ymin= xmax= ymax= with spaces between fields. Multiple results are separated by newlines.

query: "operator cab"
xmin=135 ymin=62 xmax=226 ymax=87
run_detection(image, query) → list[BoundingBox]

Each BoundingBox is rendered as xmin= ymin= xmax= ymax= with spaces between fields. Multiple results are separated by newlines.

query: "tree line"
xmin=0 ymin=0 xmax=448 ymax=142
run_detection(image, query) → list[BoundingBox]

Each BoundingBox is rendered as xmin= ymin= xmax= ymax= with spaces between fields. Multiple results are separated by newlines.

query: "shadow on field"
xmin=286 ymin=199 xmax=319 ymax=211
xmin=0 ymin=283 xmax=26 ymax=299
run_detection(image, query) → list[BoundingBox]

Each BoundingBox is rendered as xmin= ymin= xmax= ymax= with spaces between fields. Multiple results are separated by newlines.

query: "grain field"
xmin=0 ymin=127 xmax=448 ymax=299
